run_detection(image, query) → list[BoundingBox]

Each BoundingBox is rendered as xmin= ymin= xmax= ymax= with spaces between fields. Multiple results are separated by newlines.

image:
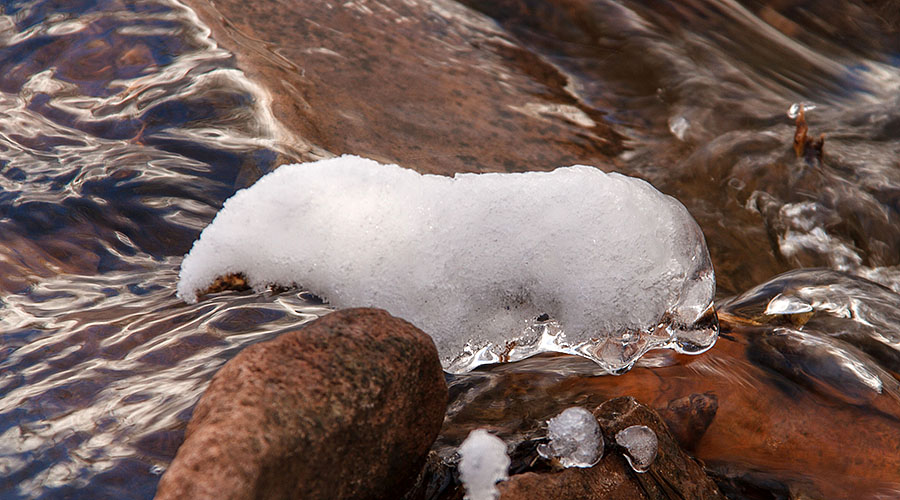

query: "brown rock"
xmin=497 ymin=397 xmax=725 ymax=500
xmin=594 ymin=397 xmax=726 ymax=499
xmin=656 ymin=392 xmax=718 ymax=452
xmin=498 ymin=461 xmax=647 ymax=499
xmin=154 ymin=308 xmax=448 ymax=500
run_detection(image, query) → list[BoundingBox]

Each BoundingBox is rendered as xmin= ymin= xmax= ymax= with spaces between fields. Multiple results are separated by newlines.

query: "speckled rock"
xmin=154 ymin=308 xmax=448 ymax=500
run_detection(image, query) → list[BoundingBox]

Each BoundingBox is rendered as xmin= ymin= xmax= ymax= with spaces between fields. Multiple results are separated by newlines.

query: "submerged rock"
xmin=656 ymin=392 xmax=718 ymax=452
xmin=181 ymin=0 xmax=623 ymax=177
xmin=153 ymin=308 xmax=448 ymax=500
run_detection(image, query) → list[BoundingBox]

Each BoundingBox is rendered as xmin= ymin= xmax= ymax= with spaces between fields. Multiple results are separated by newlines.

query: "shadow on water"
xmin=1 ymin=0 xmax=900 ymax=498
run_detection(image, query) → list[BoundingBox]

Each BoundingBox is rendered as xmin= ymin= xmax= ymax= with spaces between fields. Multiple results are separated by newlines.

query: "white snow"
xmin=458 ymin=429 xmax=509 ymax=500
xmin=177 ymin=155 xmax=717 ymax=373
xmin=615 ymin=425 xmax=658 ymax=473
xmin=537 ymin=406 xmax=603 ymax=468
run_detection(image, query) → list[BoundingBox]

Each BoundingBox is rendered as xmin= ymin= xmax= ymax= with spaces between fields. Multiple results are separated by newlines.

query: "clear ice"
xmin=787 ymin=102 xmax=817 ymax=118
xmin=458 ymin=429 xmax=510 ymax=500
xmin=615 ymin=425 xmax=658 ymax=473
xmin=537 ymin=407 xmax=603 ymax=468
xmin=177 ymin=155 xmax=718 ymax=373
xmin=764 ymin=293 xmax=814 ymax=315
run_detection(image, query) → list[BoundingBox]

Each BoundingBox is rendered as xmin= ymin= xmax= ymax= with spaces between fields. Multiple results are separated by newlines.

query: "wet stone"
xmin=153 ymin=308 xmax=448 ymax=500
xmin=495 ymin=397 xmax=725 ymax=500
xmin=592 ymin=397 xmax=725 ymax=499
xmin=655 ymin=392 xmax=718 ymax=452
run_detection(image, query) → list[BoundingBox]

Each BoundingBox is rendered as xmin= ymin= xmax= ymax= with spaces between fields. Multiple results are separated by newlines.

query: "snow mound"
xmin=458 ymin=429 xmax=509 ymax=500
xmin=177 ymin=155 xmax=717 ymax=373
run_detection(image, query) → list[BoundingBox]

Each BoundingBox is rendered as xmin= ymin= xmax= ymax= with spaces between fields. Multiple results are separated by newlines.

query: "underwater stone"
xmin=537 ymin=407 xmax=603 ymax=468
xmin=177 ymin=155 xmax=718 ymax=373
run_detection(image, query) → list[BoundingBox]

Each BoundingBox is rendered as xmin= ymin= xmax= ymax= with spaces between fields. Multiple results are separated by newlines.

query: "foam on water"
xmin=177 ymin=155 xmax=717 ymax=373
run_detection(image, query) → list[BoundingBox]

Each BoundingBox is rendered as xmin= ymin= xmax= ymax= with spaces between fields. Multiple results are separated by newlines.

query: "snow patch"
xmin=177 ymin=155 xmax=717 ymax=373
xmin=458 ymin=429 xmax=509 ymax=500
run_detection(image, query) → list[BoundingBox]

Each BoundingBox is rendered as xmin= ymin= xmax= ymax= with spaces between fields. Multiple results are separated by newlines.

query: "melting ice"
xmin=177 ymin=155 xmax=718 ymax=373
xmin=537 ymin=406 xmax=603 ymax=468
xmin=615 ymin=425 xmax=658 ymax=473
xmin=458 ymin=429 xmax=509 ymax=500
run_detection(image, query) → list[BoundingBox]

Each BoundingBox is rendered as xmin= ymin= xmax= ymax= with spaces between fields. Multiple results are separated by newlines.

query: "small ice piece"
xmin=458 ymin=429 xmax=510 ymax=500
xmin=615 ymin=425 xmax=658 ymax=473
xmin=764 ymin=293 xmax=814 ymax=316
xmin=787 ymin=102 xmax=817 ymax=119
xmin=537 ymin=407 xmax=603 ymax=467
xmin=177 ymin=155 xmax=718 ymax=373
xmin=668 ymin=115 xmax=689 ymax=141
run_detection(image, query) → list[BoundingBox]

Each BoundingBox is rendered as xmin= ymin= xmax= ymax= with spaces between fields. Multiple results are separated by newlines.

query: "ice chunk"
xmin=537 ymin=406 xmax=603 ymax=467
xmin=177 ymin=155 xmax=717 ymax=373
xmin=787 ymin=102 xmax=817 ymax=119
xmin=615 ymin=425 xmax=658 ymax=473
xmin=764 ymin=293 xmax=814 ymax=315
xmin=668 ymin=115 xmax=689 ymax=141
xmin=458 ymin=429 xmax=509 ymax=500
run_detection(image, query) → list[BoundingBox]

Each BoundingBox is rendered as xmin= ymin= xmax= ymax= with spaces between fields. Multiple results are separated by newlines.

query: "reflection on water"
xmin=0 ymin=263 xmax=331 ymax=498
xmin=0 ymin=0 xmax=309 ymax=293
xmin=1 ymin=0 xmax=900 ymax=498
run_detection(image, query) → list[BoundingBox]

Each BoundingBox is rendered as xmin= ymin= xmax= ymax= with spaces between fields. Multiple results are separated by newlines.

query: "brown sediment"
xmin=198 ymin=273 xmax=251 ymax=296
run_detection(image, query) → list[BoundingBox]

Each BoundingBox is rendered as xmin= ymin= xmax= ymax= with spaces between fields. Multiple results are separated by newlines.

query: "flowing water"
xmin=0 ymin=0 xmax=899 ymax=498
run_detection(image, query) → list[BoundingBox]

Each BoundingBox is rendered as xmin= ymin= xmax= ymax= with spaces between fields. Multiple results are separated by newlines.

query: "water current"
xmin=0 ymin=0 xmax=899 ymax=498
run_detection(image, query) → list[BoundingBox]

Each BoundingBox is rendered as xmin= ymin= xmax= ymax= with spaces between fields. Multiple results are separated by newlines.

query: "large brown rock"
xmin=497 ymin=397 xmax=725 ymax=500
xmin=154 ymin=308 xmax=448 ymax=500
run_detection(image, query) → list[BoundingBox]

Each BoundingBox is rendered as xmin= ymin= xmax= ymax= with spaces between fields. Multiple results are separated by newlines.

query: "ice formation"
xmin=615 ymin=425 xmax=658 ymax=473
xmin=177 ymin=155 xmax=717 ymax=373
xmin=458 ymin=429 xmax=509 ymax=500
xmin=537 ymin=407 xmax=603 ymax=467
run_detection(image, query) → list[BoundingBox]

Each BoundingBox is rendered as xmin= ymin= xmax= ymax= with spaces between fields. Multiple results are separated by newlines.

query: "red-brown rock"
xmin=154 ymin=308 xmax=448 ymax=500
xmin=497 ymin=397 xmax=725 ymax=500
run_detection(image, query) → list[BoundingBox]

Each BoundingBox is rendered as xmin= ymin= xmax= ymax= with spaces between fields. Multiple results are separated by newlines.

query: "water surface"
xmin=2 ymin=0 xmax=900 ymax=498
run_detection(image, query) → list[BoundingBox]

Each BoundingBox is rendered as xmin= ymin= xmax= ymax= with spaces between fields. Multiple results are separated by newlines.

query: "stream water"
xmin=0 ymin=0 xmax=899 ymax=498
